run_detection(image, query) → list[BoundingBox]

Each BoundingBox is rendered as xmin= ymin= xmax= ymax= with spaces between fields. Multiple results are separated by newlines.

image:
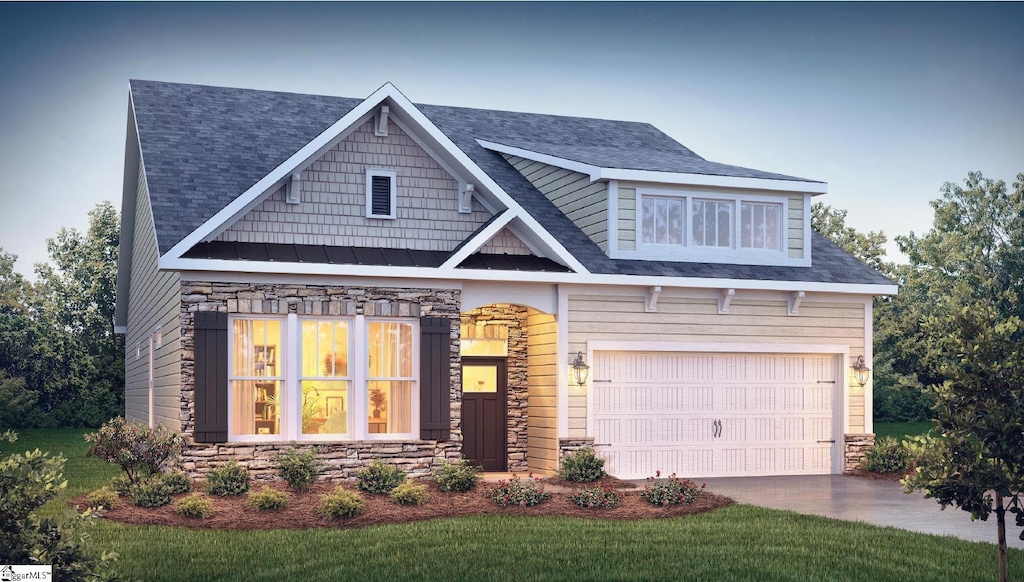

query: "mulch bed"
xmin=845 ymin=467 xmax=915 ymax=482
xmin=73 ymin=480 xmax=732 ymax=531
xmin=538 ymin=475 xmax=639 ymax=490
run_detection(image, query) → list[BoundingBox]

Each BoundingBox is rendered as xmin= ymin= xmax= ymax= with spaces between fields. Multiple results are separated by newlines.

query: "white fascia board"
xmin=440 ymin=211 xmax=515 ymax=268
xmin=160 ymin=256 xmax=898 ymax=296
xmin=163 ymin=83 xmax=398 ymax=261
xmin=115 ymin=89 xmax=142 ymax=329
xmin=477 ymin=139 xmax=829 ymax=195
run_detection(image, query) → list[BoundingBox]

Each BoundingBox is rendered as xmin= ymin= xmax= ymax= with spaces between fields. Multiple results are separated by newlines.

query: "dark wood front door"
xmin=461 ymin=358 xmax=507 ymax=472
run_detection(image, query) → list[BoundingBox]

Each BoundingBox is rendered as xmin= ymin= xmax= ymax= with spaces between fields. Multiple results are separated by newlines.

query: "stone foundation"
xmin=178 ymin=281 xmax=463 ymax=479
xmin=844 ymin=433 xmax=875 ymax=473
xmin=558 ymin=437 xmax=596 ymax=469
xmin=461 ymin=305 xmax=529 ymax=472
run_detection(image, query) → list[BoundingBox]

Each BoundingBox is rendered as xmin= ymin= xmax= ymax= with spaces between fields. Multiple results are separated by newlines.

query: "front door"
xmin=461 ymin=358 xmax=507 ymax=471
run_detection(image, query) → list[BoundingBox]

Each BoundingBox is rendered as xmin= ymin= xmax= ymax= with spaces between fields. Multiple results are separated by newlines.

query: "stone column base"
xmin=557 ymin=437 xmax=596 ymax=469
xmin=844 ymin=433 xmax=875 ymax=473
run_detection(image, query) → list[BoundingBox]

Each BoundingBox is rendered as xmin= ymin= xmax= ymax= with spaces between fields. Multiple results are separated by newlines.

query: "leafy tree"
xmin=811 ymin=203 xmax=890 ymax=274
xmin=901 ymin=172 xmax=1024 ymax=582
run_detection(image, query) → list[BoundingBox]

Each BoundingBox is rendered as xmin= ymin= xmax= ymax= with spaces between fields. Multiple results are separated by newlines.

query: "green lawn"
xmin=874 ymin=421 xmax=935 ymax=441
xmin=3 ymin=429 xmax=1021 ymax=581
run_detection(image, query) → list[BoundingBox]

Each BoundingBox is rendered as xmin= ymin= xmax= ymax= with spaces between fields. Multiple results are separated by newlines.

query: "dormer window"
xmin=365 ymin=169 xmax=397 ymax=219
xmin=638 ymin=189 xmax=786 ymax=259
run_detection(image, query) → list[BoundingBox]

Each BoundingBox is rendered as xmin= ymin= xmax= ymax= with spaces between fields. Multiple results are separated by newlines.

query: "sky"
xmin=0 ymin=2 xmax=1021 ymax=278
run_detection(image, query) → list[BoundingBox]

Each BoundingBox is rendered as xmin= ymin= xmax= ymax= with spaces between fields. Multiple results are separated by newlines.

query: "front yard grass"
xmin=4 ymin=429 xmax=1021 ymax=581
xmin=874 ymin=421 xmax=935 ymax=441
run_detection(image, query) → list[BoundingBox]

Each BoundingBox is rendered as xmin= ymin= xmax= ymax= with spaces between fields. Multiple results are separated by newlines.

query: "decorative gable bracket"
xmin=374 ymin=105 xmax=390 ymax=137
xmin=285 ymin=172 xmax=302 ymax=205
xmin=459 ymin=183 xmax=475 ymax=214
xmin=645 ymin=286 xmax=662 ymax=312
xmin=718 ymin=288 xmax=735 ymax=315
xmin=788 ymin=291 xmax=805 ymax=316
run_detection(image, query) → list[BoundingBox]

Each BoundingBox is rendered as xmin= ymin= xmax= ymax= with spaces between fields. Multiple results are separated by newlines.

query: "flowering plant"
xmin=487 ymin=474 xmax=550 ymax=507
xmin=640 ymin=472 xmax=704 ymax=506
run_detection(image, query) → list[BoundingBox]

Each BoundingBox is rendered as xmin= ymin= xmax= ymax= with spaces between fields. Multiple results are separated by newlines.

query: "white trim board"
xmin=478 ymin=139 xmax=829 ymax=195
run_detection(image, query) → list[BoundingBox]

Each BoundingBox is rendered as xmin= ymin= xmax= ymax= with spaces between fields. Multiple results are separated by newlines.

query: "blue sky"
xmin=1 ymin=2 xmax=1021 ymax=277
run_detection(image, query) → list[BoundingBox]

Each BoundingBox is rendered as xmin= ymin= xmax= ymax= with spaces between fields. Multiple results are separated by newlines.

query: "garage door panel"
xmin=593 ymin=351 xmax=840 ymax=479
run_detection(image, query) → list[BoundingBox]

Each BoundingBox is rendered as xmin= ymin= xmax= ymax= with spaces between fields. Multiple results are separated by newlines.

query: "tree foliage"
xmin=0 ymin=201 xmax=122 ymax=428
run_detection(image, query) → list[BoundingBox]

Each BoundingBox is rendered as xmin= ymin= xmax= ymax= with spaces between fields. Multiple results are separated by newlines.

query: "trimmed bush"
xmin=390 ymin=481 xmax=429 ymax=505
xmin=111 ymin=473 xmax=133 ymax=497
xmin=568 ymin=485 xmax=622 ymax=509
xmin=174 ymin=493 xmax=213 ymax=519
xmin=558 ymin=447 xmax=606 ymax=483
xmin=85 ymin=416 xmax=185 ymax=486
xmin=129 ymin=479 xmax=173 ymax=508
xmin=356 ymin=460 xmax=406 ymax=495
xmin=863 ymin=436 xmax=910 ymax=474
xmin=276 ymin=447 xmax=324 ymax=492
xmin=433 ymin=458 xmax=482 ymax=492
xmin=161 ymin=470 xmax=192 ymax=494
xmin=86 ymin=486 xmax=120 ymax=510
xmin=487 ymin=475 xmax=550 ymax=507
xmin=206 ymin=461 xmax=251 ymax=496
xmin=246 ymin=486 xmax=289 ymax=511
xmin=640 ymin=473 xmax=703 ymax=506
xmin=318 ymin=487 xmax=365 ymax=520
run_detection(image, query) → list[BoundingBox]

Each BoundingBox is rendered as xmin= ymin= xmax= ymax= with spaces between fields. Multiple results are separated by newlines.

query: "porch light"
xmin=570 ymin=352 xmax=590 ymax=387
xmin=851 ymin=355 xmax=871 ymax=387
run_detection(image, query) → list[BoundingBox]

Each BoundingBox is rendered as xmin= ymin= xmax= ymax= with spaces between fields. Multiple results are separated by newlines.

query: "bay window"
xmin=228 ymin=315 xmax=418 ymax=441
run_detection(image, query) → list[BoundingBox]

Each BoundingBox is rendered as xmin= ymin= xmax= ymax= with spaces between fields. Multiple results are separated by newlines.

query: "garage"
xmin=591 ymin=350 xmax=842 ymax=479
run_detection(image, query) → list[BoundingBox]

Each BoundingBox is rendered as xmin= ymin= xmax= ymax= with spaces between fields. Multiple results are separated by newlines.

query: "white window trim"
xmin=227 ymin=314 xmax=419 ymax=443
xmin=365 ymin=169 xmax=397 ymax=219
xmin=626 ymin=188 xmax=793 ymax=266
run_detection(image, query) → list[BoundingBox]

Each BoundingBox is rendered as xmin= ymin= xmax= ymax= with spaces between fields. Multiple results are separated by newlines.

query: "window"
xmin=637 ymin=189 xmax=786 ymax=257
xmin=228 ymin=315 xmax=417 ymax=441
xmin=365 ymin=169 xmax=397 ymax=219
xmin=230 ymin=318 xmax=283 ymax=438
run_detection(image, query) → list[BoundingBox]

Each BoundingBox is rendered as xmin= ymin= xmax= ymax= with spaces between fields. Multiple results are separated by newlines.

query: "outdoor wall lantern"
xmin=851 ymin=355 xmax=871 ymax=387
xmin=570 ymin=352 xmax=590 ymax=387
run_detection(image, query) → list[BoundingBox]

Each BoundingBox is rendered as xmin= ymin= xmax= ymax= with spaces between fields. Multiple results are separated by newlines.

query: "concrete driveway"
xmin=697 ymin=475 xmax=1023 ymax=549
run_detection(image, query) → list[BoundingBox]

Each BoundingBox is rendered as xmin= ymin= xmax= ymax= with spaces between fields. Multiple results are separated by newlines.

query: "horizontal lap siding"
xmin=567 ymin=294 xmax=867 ymax=437
xmin=618 ymin=187 xmax=636 ymax=251
xmin=504 ymin=155 xmax=609 ymax=251
xmin=788 ymin=195 xmax=804 ymax=259
xmin=125 ymin=160 xmax=181 ymax=428
xmin=527 ymin=312 xmax=558 ymax=472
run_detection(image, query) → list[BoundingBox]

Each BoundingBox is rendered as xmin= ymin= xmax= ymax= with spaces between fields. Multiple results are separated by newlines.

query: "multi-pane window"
xmin=230 ymin=318 xmax=283 ymax=437
xmin=367 ymin=321 xmax=415 ymax=435
xmin=691 ymin=199 xmax=733 ymax=248
xmin=641 ymin=196 xmax=684 ymax=245
xmin=740 ymin=202 xmax=782 ymax=250
xmin=300 ymin=320 xmax=350 ymax=437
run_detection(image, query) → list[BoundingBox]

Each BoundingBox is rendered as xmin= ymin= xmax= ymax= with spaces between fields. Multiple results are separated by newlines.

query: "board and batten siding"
xmin=125 ymin=159 xmax=181 ymax=428
xmin=526 ymin=311 xmax=558 ymax=472
xmin=567 ymin=293 xmax=868 ymax=435
xmin=616 ymin=183 xmax=806 ymax=260
xmin=216 ymin=119 xmax=492 ymax=251
xmin=501 ymin=154 xmax=609 ymax=251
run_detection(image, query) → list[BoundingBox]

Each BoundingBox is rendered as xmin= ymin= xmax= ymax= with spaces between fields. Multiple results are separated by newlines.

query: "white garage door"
xmin=592 ymin=351 xmax=839 ymax=479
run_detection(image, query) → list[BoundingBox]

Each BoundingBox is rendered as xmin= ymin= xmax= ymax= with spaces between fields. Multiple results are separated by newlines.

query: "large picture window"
xmin=228 ymin=315 xmax=418 ymax=441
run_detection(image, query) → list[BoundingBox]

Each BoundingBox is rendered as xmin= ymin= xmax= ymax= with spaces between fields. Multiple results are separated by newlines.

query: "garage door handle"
xmin=712 ymin=419 xmax=722 ymax=438
xmin=816 ymin=380 xmax=836 ymax=384
xmin=817 ymin=439 xmax=836 ymax=443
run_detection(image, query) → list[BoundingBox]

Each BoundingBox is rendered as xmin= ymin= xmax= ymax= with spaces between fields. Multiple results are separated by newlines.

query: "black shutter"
xmin=193 ymin=311 xmax=228 ymax=443
xmin=419 ymin=316 xmax=452 ymax=440
xmin=371 ymin=175 xmax=392 ymax=216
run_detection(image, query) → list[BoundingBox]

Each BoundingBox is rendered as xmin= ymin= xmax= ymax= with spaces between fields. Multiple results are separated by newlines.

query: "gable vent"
xmin=366 ymin=169 xmax=397 ymax=219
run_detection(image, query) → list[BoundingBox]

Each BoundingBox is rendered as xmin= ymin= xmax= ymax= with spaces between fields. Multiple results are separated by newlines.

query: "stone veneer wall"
xmin=178 ymin=281 xmax=461 ymax=480
xmin=460 ymin=305 xmax=529 ymax=472
xmin=843 ymin=433 xmax=875 ymax=473
xmin=558 ymin=437 xmax=596 ymax=468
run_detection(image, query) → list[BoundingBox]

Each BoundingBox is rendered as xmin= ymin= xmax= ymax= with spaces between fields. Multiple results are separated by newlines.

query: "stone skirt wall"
xmin=178 ymin=281 xmax=462 ymax=479
xmin=558 ymin=437 xmax=596 ymax=468
xmin=843 ymin=433 xmax=876 ymax=473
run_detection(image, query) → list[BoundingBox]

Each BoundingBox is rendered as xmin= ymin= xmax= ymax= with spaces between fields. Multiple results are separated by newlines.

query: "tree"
xmin=901 ymin=172 xmax=1024 ymax=582
xmin=811 ymin=202 xmax=890 ymax=274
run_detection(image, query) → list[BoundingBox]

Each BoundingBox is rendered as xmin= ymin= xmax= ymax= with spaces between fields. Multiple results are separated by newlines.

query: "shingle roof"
xmin=129 ymin=80 xmax=892 ymax=287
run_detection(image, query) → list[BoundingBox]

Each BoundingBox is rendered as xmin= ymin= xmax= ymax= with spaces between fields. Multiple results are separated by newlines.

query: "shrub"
xmin=863 ymin=436 xmax=911 ymax=474
xmin=558 ymin=447 xmax=606 ymax=483
xmin=276 ymin=447 xmax=324 ymax=492
xmin=246 ymin=486 xmax=289 ymax=511
xmin=174 ymin=493 xmax=213 ymax=519
xmin=390 ymin=481 xmax=429 ymax=505
xmin=640 ymin=473 xmax=703 ymax=506
xmin=206 ymin=461 xmax=251 ymax=496
xmin=1 ymin=431 xmax=117 ymax=578
xmin=318 ymin=487 xmax=365 ymax=520
xmin=85 ymin=416 xmax=185 ymax=486
xmin=129 ymin=478 xmax=173 ymax=507
xmin=111 ymin=473 xmax=133 ymax=496
xmin=568 ymin=485 xmax=622 ymax=509
xmin=161 ymin=470 xmax=192 ymax=494
xmin=487 ymin=475 xmax=550 ymax=507
xmin=356 ymin=460 xmax=406 ymax=494
xmin=86 ymin=486 xmax=120 ymax=510
xmin=433 ymin=458 xmax=482 ymax=492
